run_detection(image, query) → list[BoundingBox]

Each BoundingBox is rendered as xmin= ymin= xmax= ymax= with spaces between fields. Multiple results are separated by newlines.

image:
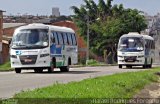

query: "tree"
xmin=71 ymin=0 xmax=147 ymax=63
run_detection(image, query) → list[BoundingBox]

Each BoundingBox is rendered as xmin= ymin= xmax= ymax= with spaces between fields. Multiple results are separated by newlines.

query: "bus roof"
xmin=120 ymin=33 xmax=154 ymax=40
xmin=15 ymin=23 xmax=75 ymax=33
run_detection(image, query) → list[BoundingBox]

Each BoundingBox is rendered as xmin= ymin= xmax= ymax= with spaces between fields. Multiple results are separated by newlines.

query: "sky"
xmin=0 ymin=0 xmax=160 ymax=16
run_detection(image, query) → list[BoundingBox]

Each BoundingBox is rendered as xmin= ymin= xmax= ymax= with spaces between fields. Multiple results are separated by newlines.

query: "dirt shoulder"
xmin=133 ymin=83 xmax=160 ymax=98
xmin=132 ymin=73 xmax=160 ymax=103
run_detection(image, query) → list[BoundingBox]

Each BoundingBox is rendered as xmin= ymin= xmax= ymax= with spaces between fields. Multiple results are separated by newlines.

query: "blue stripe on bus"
xmin=51 ymin=54 xmax=63 ymax=57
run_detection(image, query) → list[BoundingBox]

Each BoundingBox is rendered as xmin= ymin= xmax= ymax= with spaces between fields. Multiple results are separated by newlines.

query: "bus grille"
xmin=124 ymin=56 xmax=137 ymax=62
xmin=19 ymin=55 xmax=37 ymax=65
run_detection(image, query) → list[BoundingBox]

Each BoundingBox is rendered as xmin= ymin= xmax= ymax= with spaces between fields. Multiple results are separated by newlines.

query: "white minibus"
xmin=117 ymin=32 xmax=155 ymax=69
xmin=10 ymin=24 xmax=78 ymax=73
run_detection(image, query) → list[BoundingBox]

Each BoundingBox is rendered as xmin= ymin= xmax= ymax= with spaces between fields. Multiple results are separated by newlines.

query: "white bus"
xmin=117 ymin=32 xmax=155 ymax=69
xmin=10 ymin=24 xmax=78 ymax=73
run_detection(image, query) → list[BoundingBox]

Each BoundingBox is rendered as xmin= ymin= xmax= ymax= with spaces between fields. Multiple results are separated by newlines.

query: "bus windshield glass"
xmin=118 ymin=37 xmax=144 ymax=52
xmin=11 ymin=29 xmax=49 ymax=49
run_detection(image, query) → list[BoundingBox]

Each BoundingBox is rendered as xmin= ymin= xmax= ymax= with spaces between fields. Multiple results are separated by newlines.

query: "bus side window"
xmin=153 ymin=41 xmax=155 ymax=49
xmin=149 ymin=40 xmax=152 ymax=49
xmin=62 ymin=33 xmax=68 ymax=45
xmin=51 ymin=33 xmax=55 ymax=44
xmin=148 ymin=40 xmax=150 ymax=49
xmin=57 ymin=32 xmax=64 ymax=45
xmin=145 ymin=40 xmax=148 ymax=49
xmin=74 ymin=34 xmax=77 ymax=45
xmin=151 ymin=41 xmax=153 ymax=49
xmin=146 ymin=40 xmax=151 ymax=50
xmin=71 ymin=33 xmax=77 ymax=45
xmin=67 ymin=33 xmax=73 ymax=45
xmin=147 ymin=40 xmax=149 ymax=49
xmin=52 ymin=32 xmax=59 ymax=45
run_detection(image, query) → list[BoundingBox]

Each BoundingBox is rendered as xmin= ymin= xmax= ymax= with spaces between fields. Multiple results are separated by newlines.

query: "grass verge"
xmin=6 ymin=68 xmax=160 ymax=104
xmin=0 ymin=61 xmax=13 ymax=71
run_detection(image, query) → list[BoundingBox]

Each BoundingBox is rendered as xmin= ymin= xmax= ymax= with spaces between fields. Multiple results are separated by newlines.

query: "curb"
xmin=0 ymin=69 xmax=14 ymax=72
xmin=0 ymin=65 xmax=118 ymax=72
xmin=70 ymin=64 xmax=118 ymax=68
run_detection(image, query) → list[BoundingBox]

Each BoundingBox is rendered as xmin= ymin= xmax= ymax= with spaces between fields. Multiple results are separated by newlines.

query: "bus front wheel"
xmin=48 ymin=58 xmax=55 ymax=73
xmin=119 ymin=65 xmax=122 ymax=69
xmin=143 ymin=65 xmax=147 ymax=69
xmin=48 ymin=65 xmax=54 ymax=73
xmin=15 ymin=68 xmax=21 ymax=73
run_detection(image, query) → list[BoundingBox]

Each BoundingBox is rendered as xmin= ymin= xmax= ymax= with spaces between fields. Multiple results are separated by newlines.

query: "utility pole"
xmin=86 ymin=16 xmax=99 ymax=65
xmin=86 ymin=16 xmax=90 ymax=65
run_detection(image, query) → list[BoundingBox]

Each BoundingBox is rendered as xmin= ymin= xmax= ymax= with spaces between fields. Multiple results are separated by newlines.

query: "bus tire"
xmin=126 ymin=65 xmax=132 ymax=69
xmin=143 ymin=65 xmax=147 ymax=69
xmin=15 ymin=68 xmax=21 ymax=73
xmin=48 ymin=58 xmax=55 ymax=73
xmin=60 ymin=58 xmax=70 ymax=72
xmin=119 ymin=65 xmax=122 ymax=69
xmin=149 ymin=59 xmax=153 ymax=68
xmin=48 ymin=65 xmax=54 ymax=73
xmin=143 ymin=58 xmax=147 ymax=69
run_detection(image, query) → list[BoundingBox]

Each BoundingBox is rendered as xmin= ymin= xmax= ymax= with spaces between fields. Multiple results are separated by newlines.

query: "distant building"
xmin=52 ymin=7 xmax=60 ymax=17
xmin=2 ymin=23 xmax=27 ymax=64
xmin=143 ymin=12 xmax=154 ymax=29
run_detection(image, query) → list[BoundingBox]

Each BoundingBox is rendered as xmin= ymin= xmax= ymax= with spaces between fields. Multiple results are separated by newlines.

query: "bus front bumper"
xmin=118 ymin=58 xmax=145 ymax=65
xmin=10 ymin=57 xmax=51 ymax=69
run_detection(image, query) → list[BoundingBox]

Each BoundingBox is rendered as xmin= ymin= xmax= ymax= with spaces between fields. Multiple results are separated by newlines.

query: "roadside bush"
xmin=78 ymin=57 xmax=86 ymax=65
xmin=87 ymin=59 xmax=99 ymax=65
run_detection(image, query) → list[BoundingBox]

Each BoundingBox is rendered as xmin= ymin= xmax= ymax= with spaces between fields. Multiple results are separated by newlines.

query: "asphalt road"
xmin=0 ymin=66 xmax=155 ymax=99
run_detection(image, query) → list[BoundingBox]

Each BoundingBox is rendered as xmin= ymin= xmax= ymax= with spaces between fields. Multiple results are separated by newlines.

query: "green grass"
xmin=0 ymin=61 xmax=13 ymax=71
xmin=86 ymin=59 xmax=108 ymax=66
xmin=13 ymin=67 xmax=160 ymax=103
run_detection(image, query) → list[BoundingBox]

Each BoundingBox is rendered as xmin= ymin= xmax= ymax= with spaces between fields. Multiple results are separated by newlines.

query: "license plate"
xmin=127 ymin=60 xmax=134 ymax=62
xmin=24 ymin=59 xmax=32 ymax=62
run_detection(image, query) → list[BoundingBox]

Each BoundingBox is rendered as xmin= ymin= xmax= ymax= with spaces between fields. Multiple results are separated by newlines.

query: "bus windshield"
xmin=11 ymin=29 xmax=49 ymax=49
xmin=118 ymin=37 xmax=144 ymax=52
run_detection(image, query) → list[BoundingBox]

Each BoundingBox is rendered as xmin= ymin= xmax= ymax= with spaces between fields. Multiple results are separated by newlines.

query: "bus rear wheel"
xmin=60 ymin=59 xmax=70 ymax=72
xmin=148 ymin=64 xmax=152 ymax=68
xmin=15 ymin=68 xmax=21 ymax=73
xmin=148 ymin=59 xmax=153 ymax=68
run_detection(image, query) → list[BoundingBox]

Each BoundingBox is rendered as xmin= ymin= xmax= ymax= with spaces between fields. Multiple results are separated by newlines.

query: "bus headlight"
xmin=40 ymin=54 xmax=50 ymax=58
xmin=118 ymin=56 xmax=123 ymax=58
xmin=11 ymin=55 xmax=17 ymax=59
